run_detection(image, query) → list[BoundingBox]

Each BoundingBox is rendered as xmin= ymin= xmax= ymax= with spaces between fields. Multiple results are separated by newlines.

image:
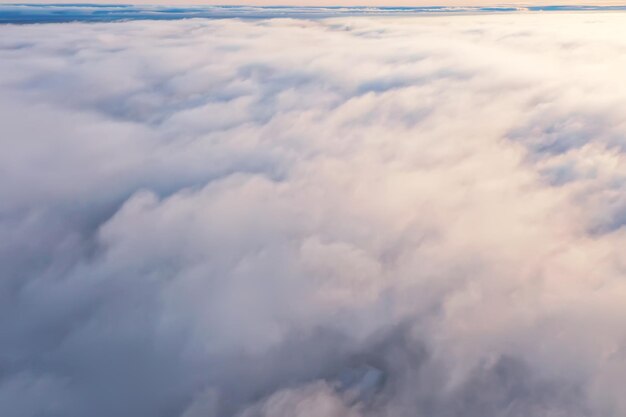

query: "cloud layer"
xmin=5 ymin=5 xmax=626 ymax=24
xmin=3 ymin=12 xmax=626 ymax=417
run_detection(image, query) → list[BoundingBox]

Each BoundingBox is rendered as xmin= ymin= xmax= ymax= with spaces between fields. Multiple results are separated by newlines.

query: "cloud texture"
xmin=3 ymin=12 xmax=626 ymax=417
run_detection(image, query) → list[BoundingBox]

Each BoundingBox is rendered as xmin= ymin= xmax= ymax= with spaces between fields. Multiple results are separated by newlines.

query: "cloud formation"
xmin=5 ymin=5 xmax=626 ymax=24
xmin=2 ymin=12 xmax=626 ymax=417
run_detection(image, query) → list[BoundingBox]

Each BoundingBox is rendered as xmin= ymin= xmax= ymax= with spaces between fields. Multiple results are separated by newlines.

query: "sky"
xmin=2 ymin=0 xmax=626 ymax=5
xmin=4 ymin=6 xmax=626 ymax=417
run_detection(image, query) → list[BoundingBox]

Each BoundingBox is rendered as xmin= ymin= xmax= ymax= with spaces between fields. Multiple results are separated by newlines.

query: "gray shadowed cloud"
xmin=2 ymin=12 xmax=626 ymax=417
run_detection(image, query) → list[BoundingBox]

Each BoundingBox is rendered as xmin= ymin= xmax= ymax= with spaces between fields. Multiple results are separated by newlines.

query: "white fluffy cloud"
xmin=3 ymin=12 xmax=626 ymax=417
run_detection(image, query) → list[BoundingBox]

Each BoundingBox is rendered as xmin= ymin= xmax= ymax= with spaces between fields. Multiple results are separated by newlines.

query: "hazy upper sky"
xmin=3 ymin=0 xmax=626 ymax=5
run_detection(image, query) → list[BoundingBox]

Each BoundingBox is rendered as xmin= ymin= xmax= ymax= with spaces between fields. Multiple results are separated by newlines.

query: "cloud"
xmin=2 ymin=12 xmax=626 ymax=417
xmin=5 ymin=5 xmax=626 ymax=24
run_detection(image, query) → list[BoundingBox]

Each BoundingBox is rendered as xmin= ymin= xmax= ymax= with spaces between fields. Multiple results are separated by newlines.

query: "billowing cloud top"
xmin=3 ymin=9 xmax=626 ymax=417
